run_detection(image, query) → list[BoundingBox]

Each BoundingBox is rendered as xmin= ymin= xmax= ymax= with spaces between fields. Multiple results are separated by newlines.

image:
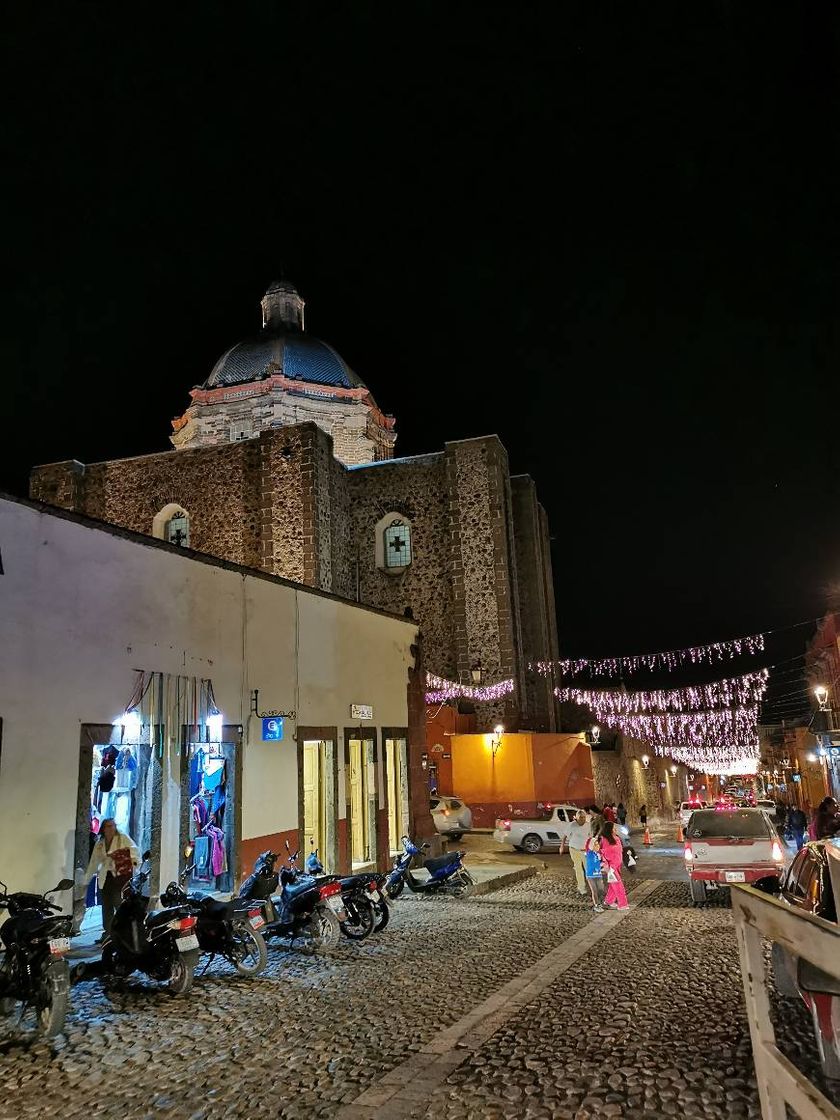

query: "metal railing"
xmin=731 ymin=884 xmax=840 ymax=1120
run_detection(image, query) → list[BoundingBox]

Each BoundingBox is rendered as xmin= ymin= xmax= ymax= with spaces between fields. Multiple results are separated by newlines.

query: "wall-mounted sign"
xmin=261 ymin=717 xmax=284 ymax=742
xmin=351 ymin=704 xmax=373 ymax=721
xmin=442 ymin=752 xmax=451 ymax=760
xmin=431 ymin=743 xmax=444 ymax=754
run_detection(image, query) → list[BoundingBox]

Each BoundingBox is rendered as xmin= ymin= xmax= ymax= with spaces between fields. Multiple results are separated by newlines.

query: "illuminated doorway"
xmin=348 ymin=735 xmax=376 ymax=869
xmin=303 ymin=739 xmax=337 ymax=868
xmin=384 ymin=736 xmax=409 ymax=855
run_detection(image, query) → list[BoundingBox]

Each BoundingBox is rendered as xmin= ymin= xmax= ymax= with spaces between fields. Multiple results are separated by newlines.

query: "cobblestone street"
xmin=1 ymin=869 xmax=837 ymax=1120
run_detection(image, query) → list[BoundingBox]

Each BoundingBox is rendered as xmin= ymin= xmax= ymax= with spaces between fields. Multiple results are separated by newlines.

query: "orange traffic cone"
xmin=643 ymin=826 xmax=652 ymax=847
xmin=677 ymin=822 xmax=684 ymax=842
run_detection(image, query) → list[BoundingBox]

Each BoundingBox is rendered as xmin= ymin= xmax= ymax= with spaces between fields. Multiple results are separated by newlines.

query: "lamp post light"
xmin=591 ymin=724 xmax=601 ymax=746
xmin=641 ymin=754 xmax=650 ymax=769
xmin=470 ymin=665 xmax=483 ymax=686
xmin=489 ymin=723 xmax=504 ymax=759
xmin=815 ymin=685 xmax=830 ymax=712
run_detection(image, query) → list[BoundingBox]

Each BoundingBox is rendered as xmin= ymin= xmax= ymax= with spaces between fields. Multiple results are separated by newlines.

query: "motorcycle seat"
xmin=145 ymin=908 xmax=186 ymax=929
xmin=282 ymin=880 xmax=313 ymax=898
xmin=423 ymin=854 xmax=459 ymax=874
xmin=199 ymin=898 xmax=233 ymax=920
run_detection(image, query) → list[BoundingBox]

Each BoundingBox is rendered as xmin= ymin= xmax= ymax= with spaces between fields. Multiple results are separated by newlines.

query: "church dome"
xmin=201 ymin=280 xmax=367 ymax=391
xmin=203 ymin=334 xmax=367 ymax=390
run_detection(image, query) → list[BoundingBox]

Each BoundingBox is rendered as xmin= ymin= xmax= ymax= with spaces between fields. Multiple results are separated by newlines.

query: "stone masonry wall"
xmin=511 ymin=476 xmax=558 ymax=732
xmin=346 ymin=455 xmax=457 ymax=678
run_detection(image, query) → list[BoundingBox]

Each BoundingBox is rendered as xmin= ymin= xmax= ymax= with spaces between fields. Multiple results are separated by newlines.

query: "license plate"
xmin=725 ymin=871 xmax=746 ymax=883
xmin=326 ymin=896 xmax=344 ymax=913
xmin=369 ymin=889 xmax=381 ymax=901
xmin=176 ymin=934 xmax=199 ymax=952
xmin=249 ymin=915 xmax=265 ymax=930
xmin=48 ymin=937 xmax=70 ymax=955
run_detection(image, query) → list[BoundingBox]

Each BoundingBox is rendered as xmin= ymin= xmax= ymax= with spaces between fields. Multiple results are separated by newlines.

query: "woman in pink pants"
xmin=599 ymin=821 xmax=629 ymax=910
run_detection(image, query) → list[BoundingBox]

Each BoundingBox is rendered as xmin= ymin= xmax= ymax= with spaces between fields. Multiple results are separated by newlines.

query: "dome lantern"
xmin=261 ymin=280 xmax=305 ymax=333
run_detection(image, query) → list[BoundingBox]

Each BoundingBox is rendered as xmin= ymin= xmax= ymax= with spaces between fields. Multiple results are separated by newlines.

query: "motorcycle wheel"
xmin=373 ymin=898 xmax=390 ymax=932
xmin=37 ymin=964 xmax=69 ymax=1037
xmin=168 ymin=949 xmax=199 ymax=996
xmin=450 ymin=870 xmax=474 ymax=898
xmin=340 ymin=896 xmax=375 ymax=940
xmin=231 ymin=923 xmax=268 ymax=977
xmin=306 ymin=907 xmax=340 ymax=953
xmin=385 ymin=877 xmax=405 ymax=900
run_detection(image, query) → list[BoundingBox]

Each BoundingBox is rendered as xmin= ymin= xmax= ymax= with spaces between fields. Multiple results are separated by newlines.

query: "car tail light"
xmin=683 ymin=844 xmax=693 ymax=862
xmin=319 ymin=881 xmax=342 ymax=900
xmin=248 ymin=908 xmax=262 ymax=919
xmin=772 ymin=841 xmax=783 ymax=862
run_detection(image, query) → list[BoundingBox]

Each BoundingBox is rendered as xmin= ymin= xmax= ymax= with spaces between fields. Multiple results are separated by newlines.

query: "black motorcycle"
xmin=160 ymin=858 xmax=268 ymax=977
xmin=0 ymin=876 xmax=74 ymax=1037
xmin=304 ymin=846 xmax=384 ymax=939
xmin=238 ymin=849 xmax=345 ymax=952
xmin=77 ymin=857 xmax=201 ymax=995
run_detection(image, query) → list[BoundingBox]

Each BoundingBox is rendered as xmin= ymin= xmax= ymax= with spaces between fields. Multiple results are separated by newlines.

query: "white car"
xmin=683 ymin=807 xmax=786 ymax=904
xmin=430 ymin=795 xmax=472 ymax=839
xmin=679 ymin=799 xmax=707 ymax=828
xmin=493 ymin=804 xmax=584 ymax=854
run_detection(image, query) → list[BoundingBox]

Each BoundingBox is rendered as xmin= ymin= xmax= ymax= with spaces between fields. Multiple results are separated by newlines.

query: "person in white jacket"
xmin=566 ymin=810 xmax=592 ymax=897
xmin=84 ymin=818 xmax=140 ymax=941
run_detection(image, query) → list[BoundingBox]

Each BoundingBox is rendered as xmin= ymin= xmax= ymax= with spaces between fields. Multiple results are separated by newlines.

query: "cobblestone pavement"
xmin=0 ymin=874 xmax=836 ymax=1120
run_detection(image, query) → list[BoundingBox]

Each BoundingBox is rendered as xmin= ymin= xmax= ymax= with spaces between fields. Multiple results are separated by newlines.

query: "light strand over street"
xmin=555 ymin=669 xmax=769 ymax=714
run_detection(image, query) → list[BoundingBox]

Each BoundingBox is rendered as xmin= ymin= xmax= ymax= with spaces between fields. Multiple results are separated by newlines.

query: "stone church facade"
xmin=31 ymin=280 xmax=560 ymax=731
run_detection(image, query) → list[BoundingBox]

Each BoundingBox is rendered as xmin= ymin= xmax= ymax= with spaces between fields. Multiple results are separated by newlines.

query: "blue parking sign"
xmin=262 ymin=717 xmax=284 ymax=742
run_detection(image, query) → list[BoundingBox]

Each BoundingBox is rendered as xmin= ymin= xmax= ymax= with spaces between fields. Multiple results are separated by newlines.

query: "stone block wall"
xmin=511 ymin=475 xmax=560 ymax=731
xmin=591 ymin=737 xmax=691 ymax=826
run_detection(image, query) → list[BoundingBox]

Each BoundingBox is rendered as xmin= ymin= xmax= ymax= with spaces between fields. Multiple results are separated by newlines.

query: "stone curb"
xmin=465 ymin=865 xmax=537 ymax=896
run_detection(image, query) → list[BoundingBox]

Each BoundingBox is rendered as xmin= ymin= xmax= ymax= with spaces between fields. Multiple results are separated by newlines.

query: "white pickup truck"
xmin=493 ymin=805 xmax=584 ymax=854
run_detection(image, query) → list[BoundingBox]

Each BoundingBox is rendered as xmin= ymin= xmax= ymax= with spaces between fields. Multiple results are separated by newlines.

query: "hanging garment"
xmin=189 ymin=747 xmax=206 ymax=798
xmin=202 ymin=759 xmax=225 ymax=792
xmin=192 ymin=835 xmax=212 ymax=881
xmin=101 ymin=746 xmax=119 ymax=769
xmin=114 ymin=750 xmax=138 ymax=790
xmin=113 ymin=791 xmax=131 ymax=834
xmin=191 ymin=795 xmax=209 ymax=832
xmin=210 ymin=783 xmax=226 ymax=824
xmin=205 ymin=825 xmax=227 ymax=877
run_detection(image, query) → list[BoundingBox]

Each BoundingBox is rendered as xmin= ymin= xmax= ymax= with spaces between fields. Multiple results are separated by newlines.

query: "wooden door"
xmin=350 ymin=740 xmax=365 ymax=863
xmin=303 ymin=741 xmax=320 ymax=852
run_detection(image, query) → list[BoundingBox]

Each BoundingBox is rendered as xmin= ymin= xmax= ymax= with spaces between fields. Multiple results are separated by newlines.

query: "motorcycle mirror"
xmin=284 ymin=839 xmax=291 ymax=852
xmin=142 ymin=850 xmax=152 ymax=861
xmin=53 ymin=878 xmax=75 ymax=893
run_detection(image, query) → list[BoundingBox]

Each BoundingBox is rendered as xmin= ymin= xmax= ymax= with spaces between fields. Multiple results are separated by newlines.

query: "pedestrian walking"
xmin=567 ymin=810 xmax=592 ymax=897
xmin=603 ymin=803 xmax=617 ymax=824
xmin=787 ymin=805 xmax=807 ymax=851
xmin=588 ymin=804 xmax=604 ymax=837
xmin=813 ymin=797 xmax=840 ymax=841
xmin=583 ymin=834 xmax=605 ymax=912
xmin=617 ymin=802 xmax=627 ymax=827
xmin=599 ymin=821 xmax=629 ymax=910
xmin=84 ymin=818 xmax=140 ymax=941
xmin=639 ymin=804 xmax=648 ymax=829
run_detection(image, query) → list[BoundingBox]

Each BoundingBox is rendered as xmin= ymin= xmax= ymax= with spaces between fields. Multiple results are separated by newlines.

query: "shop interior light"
xmin=206 ymin=712 xmax=223 ymax=741
xmin=114 ymin=709 xmax=142 ymax=740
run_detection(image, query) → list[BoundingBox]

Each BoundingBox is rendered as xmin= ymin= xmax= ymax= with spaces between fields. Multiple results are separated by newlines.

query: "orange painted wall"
xmin=448 ymin=732 xmax=593 ymax=826
xmin=426 ymin=705 xmax=476 ymax=794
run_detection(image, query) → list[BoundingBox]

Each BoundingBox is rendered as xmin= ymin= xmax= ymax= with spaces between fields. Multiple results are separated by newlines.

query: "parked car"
xmin=430 ymin=795 xmax=472 ymax=839
xmin=493 ymin=804 xmax=583 ymax=854
xmin=773 ymin=839 xmax=840 ymax=1080
xmin=683 ymin=807 xmax=785 ymax=904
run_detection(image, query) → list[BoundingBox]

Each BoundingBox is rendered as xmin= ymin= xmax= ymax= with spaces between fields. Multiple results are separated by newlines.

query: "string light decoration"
xmin=532 ymin=631 xmax=765 ymax=678
xmin=654 ymin=743 xmax=760 ymax=773
xmin=559 ymin=700 xmax=761 ymax=749
xmin=425 ymin=673 xmax=515 ymax=705
xmin=555 ymin=669 xmax=768 ymax=715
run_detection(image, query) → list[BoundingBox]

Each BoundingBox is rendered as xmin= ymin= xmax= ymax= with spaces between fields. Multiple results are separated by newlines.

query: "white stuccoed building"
xmin=0 ymin=493 xmax=428 ymax=905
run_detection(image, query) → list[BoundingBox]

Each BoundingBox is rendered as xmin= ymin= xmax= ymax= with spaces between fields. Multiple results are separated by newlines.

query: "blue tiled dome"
xmin=203 ymin=333 xmax=366 ymax=391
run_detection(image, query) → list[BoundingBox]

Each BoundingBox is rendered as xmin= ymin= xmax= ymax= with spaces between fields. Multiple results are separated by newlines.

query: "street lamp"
xmin=470 ymin=664 xmax=483 ymax=685
xmin=641 ymin=754 xmax=650 ymax=769
xmin=670 ymin=764 xmax=677 ymax=776
xmin=815 ymin=685 xmax=830 ymax=712
xmin=591 ymin=724 xmax=601 ymax=745
xmin=488 ymin=724 xmax=504 ymax=758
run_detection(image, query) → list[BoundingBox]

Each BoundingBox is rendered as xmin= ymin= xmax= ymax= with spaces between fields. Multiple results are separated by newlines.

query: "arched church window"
xmin=384 ymin=519 xmax=411 ymax=569
xmin=152 ymin=503 xmax=190 ymax=548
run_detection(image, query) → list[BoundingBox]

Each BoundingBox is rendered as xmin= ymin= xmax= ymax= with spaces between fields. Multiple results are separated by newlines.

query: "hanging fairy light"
xmin=425 ymin=673 xmax=515 ymax=704
xmin=565 ymin=702 xmax=761 ymax=749
xmin=532 ymin=631 xmax=766 ymax=678
xmin=555 ymin=669 xmax=768 ymax=715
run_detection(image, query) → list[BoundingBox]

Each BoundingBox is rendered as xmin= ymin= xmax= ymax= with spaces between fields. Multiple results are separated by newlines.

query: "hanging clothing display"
xmin=187 ymin=743 xmax=230 ymax=891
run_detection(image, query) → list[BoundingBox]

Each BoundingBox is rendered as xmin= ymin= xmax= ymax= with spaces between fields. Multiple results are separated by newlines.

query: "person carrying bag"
xmin=583 ymin=835 xmax=605 ymax=913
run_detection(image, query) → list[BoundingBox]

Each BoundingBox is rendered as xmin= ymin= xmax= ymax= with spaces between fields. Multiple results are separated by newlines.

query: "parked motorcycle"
xmin=385 ymin=837 xmax=473 ymax=898
xmin=304 ymin=846 xmax=384 ymax=939
xmin=76 ymin=856 xmax=201 ymax=995
xmin=0 ymin=876 xmax=74 ymax=1036
xmin=159 ymin=854 xmax=268 ymax=977
xmin=237 ymin=849 xmax=345 ymax=952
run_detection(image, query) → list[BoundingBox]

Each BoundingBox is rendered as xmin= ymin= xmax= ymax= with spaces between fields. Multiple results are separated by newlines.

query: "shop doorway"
xmin=302 ymin=739 xmax=337 ymax=869
xmin=180 ymin=730 xmax=239 ymax=896
xmin=75 ymin=725 xmax=160 ymax=935
xmin=384 ymin=736 xmax=409 ymax=855
xmin=347 ymin=735 xmax=376 ymax=869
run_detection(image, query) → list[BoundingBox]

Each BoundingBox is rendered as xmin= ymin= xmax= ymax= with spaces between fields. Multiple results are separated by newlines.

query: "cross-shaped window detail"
xmin=384 ymin=520 xmax=411 ymax=569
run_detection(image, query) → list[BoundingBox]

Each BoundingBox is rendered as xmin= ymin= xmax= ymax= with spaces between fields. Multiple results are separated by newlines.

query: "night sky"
xmin=3 ymin=5 xmax=839 ymax=707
